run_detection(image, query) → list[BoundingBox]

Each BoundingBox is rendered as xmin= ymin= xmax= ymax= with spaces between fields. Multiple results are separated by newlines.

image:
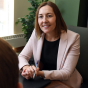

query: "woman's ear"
xmin=17 ymin=82 xmax=23 ymax=88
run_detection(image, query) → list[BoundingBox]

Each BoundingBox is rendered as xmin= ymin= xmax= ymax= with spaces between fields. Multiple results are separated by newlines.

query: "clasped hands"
xmin=21 ymin=65 xmax=39 ymax=79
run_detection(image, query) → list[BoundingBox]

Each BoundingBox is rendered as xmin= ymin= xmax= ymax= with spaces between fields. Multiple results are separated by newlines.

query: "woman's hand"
xmin=21 ymin=65 xmax=37 ymax=79
xmin=35 ymin=67 xmax=39 ymax=76
xmin=35 ymin=68 xmax=45 ymax=78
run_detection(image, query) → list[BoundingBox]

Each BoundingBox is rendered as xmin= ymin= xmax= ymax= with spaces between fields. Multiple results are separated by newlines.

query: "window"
xmin=0 ymin=0 xmax=14 ymax=37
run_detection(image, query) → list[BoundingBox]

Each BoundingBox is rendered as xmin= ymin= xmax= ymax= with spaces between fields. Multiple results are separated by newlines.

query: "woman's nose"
xmin=43 ymin=17 xmax=48 ymax=22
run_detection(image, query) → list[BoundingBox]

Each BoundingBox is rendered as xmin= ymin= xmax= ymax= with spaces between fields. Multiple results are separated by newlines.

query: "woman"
xmin=19 ymin=1 xmax=82 ymax=88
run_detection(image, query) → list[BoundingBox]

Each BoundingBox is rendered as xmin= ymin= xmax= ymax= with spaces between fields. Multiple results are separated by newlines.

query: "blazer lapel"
xmin=57 ymin=31 xmax=68 ymax=70
xmin=36 ymin=33 xmax=45 ymax=65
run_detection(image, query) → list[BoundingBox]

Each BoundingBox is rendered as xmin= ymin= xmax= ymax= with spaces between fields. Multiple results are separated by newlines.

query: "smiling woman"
xmin=18 ymin=1 xmax=82 ymax=88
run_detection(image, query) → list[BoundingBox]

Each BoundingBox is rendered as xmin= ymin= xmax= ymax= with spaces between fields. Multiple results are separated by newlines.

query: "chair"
xmin=67 ymin=25 xmax=88 ymax=88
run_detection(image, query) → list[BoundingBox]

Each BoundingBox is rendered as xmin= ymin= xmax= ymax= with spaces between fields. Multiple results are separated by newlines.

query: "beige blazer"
xmin=18 ymin=29 xmax=82 ymax=88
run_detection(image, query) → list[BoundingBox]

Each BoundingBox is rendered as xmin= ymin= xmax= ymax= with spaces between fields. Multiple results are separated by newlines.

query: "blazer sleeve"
xmin=18 ymin=30 xmax=35 ymax=70
xmin=43 ymin=34 xmax=80 ymax=80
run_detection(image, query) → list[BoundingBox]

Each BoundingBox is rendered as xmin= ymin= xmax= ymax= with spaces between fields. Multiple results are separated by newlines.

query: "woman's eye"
xmin=38 ymin=16 xmax=43 ymax=18
xmin=47 ymin=15 xmax=52 ymax=17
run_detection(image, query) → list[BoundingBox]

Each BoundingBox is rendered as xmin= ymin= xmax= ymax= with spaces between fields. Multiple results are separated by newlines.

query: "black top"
xmin=40 ymin=37 xmax=60 ymax=70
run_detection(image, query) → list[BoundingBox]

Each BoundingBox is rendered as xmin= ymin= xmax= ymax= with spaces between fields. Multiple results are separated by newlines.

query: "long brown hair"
xmin=0 ymin=38 xmax=19 ymax=88
xmin=35 ymin=1 xmax=67 ymax=39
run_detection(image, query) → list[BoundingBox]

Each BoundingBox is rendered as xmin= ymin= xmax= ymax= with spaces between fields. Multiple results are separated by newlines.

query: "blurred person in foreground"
xmin=0 ymin=38 xmax=22 ymax=88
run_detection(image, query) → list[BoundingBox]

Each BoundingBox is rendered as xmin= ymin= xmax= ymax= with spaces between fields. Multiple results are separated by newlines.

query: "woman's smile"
xmin=42 ymin=24 xmax=50 ymax=29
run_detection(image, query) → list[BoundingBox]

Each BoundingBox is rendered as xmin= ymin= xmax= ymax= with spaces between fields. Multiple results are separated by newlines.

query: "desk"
xmin=19 ymin=74 xmax=72 ymax=88
xmin=45 ymin=81 xmax=72 ymax=88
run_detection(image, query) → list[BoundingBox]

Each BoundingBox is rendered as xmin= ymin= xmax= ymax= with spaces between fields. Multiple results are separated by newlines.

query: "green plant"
xmin=15 ymin=0 xmax=48 ymax=42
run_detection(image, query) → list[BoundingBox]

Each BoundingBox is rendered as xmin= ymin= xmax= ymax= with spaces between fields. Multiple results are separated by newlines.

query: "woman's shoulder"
xmin=66 ymin=29 xmax=80 ymax=42
xmin=61 ymin=29 xmax=80 ymax=43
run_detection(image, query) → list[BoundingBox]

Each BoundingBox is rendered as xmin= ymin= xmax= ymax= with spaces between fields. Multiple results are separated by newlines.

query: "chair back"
xmin=67 ymin=25 xmax=88 ymax=80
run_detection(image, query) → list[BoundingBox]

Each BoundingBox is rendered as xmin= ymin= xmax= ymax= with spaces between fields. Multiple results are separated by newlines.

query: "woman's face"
xmin=38 ymin=5 xmax=56 ymax=35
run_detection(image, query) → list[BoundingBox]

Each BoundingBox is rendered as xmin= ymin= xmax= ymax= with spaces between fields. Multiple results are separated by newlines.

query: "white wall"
xmin=14 ymin=0 xmax=31 ymax=34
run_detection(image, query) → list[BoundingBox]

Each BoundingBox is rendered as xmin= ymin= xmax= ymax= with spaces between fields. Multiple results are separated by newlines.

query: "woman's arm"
xmin=18 ymin=30 xmax=35 ymax=70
